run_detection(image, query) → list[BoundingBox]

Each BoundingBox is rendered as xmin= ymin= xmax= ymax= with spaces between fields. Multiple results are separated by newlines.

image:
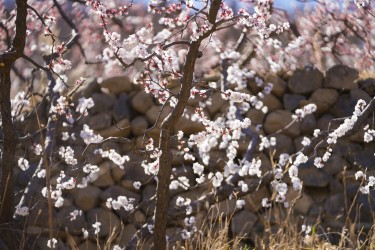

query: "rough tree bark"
xmin=0 ymin=0 xmax=28 ymax=248
xmin=154 ymin=1 xmax=222 ymax=249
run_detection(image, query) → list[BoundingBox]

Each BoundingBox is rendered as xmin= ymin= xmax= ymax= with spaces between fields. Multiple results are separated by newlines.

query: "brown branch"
xmin=153 ymin=1 xmax=222 ymax=249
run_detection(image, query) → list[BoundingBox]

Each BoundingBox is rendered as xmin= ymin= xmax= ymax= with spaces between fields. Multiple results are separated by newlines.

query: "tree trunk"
xmin=153 ymin=1 xmax=222 ymax=249
xmin=0 ymin=0 xmax=28 ymax=248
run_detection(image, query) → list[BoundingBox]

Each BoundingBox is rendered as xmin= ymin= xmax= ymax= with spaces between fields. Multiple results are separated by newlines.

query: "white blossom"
xmin=15 ymin=205 xmax=29 ymax=216
xmin=37 ymin=169 xmax=46 ymax=178
xmin=18 ymin=158 xmax=30 ymax=171
xmin=76 ymin=97 xmax=94 ymax=115
xmin=133 ymin=181 xmax=141 ymax=190
xmin=92 ymin=222 xmax=101 ymax=234
xmin=355 ymin=171 xmax=365 ymax=180
xmin=70 ymin=210 xmax=82 ymax=221
xmin=80 ymin=124 xmax=103 ymax=145
xmin=193 ymin=162 xmax=204 ymax=175
xmin=181 ymin=229 xmax=191 ymax=240
xmin=211 ymin=172 xmax=223 ymax=187
xmin=236 ymin=199 xmax=246 ymax=209
xmin=262 ymin=198 xmax=272 ymax=208
xmin=82 ymin=228 xmax=89 ymax=239
xmin=47 ymin=238 xmax=57 ymax=249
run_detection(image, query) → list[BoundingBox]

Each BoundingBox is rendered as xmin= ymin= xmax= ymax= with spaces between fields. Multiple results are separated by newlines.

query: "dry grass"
xmin=358 ymin=70 xmax=375 ymax=80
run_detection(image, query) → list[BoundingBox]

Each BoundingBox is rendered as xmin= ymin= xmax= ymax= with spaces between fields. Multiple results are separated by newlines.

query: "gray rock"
xmin=72 ymin=78 xmax=100 ymax=102
xmin=323 ymin=155 xmax=347 ymax=176
xmin=87 ymin=112 xmax=112 ymax=131
xmin=123 ymin=157 xmax=151 ymax=183
xmin=355 ymin=191 xmax=375 ymax=222
xmin=283 ymin=94 xmax=306 ymax=111
xmin=131 ymin=91 xmax=154 ymax=114
xmin=246 ymin=109 xmax=265 ymax=125
xmin=91 ymin=161 xmax=115 ymax=187
xmin=244 ymin=185 xmax=270 ymax=213
xmin=294 ymin=193 xmax=314 ymax=215
xmin=120 ymin=179 xmax=141 ymax=193
xmin=309 ymin=88 xmax=338 ymax=114
xmin=97 ymin=118 xmax=130 ymax=138
xmin=117 ymin=224 xmax=137 ymax=246
xmin=209 ymin=199 xmax=237 ymax=219
xmin=324 ymin=65 xmax=358 ymax=90
xmin=78 ymin=241 xmax=98 ymax=250
xmin=299 ymin=160 xmax=331 ymax=187
xmin=331 ymin=90 xmax=370 ymax=117
xmin=262 ymin=93 xmax=283 ymax=111
xmin=100 ymin=76 xmax=133 ymax=95
xmin=317 ymin=113 xmax=337 ymax=131
xmin=133 ymin=210 xmax=146 ymax=224
xmin=265 ymin=74 xmax=287 ymax=98
xmin=87 ymin=207 xmax=121 ymax=238
xmin=130 ymin=116 xmax=149 ymax=136
xmin=330 ymin=94 xmax=358 ymax=117
xmin=264 ymin=110 xmax=301 ymax=138
xmin=294 ymin=136 xmax=307 ymax=152
xmin=273 ymin=134 xmax=295 ymax=157
xmin=347 ymin=149 xmax=375 ymax=170
xmin=145 ymin=105 xmax=173 ymax=126
xmin=323 ymin=194 xmax=346 ymax=225
xmin=350 ymin=88 xmax=372 ymax=103
xmin=74 ymin=185 xmax=101 ymax=212
xmin=231 ymin=210 xmax=257 ymax=238
xmin=113 ymin=93 xmax=132 ymax=122
xmin=357 ymin=78 xmax=375 ymax=96
xmin=56 ymin=205 xmax=86 ymax=235
xmin=206 ymin=91 xmax=226 ymax=115
xmin=288 ymin=67 xmax=323 ymax=95
xmin=90 ymin=93 xmax=116 ymax=114
xmin=300 ymin=114 xmax=317 ymax=134
xmin=111 ymin=165 xmax=126 ymax=182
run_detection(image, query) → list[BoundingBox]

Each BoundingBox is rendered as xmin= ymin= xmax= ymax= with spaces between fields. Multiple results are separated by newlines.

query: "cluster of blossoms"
xmin=191 ymin=21 xmax=213 ymax=41
xmin=239 ymin=158 xmax=263 ymax=178
xmin=222 ymin=90 xmax=252 ymax=103
xmin=319 ymin=99 xmax=368 ymax=167
xmin=80 ymin=124 xmax=103 ymax=145
xmin=92 ymin=222 xmax=101 ymax=235
xmin=169 ymin=175 xmax=191 ymax=190
xmin=15 ymin=205 xmax=29 ymax=217
xmin=259 ymin=136 xmax=276 ymax=151
xmin=40 ymin=171 xmax=73 ymax=208
xmin=106 ymin=196 xmax=135 ymax=211
xmin=59 ymin=146 xmax=77 ymax=165
xmin=50 ymin=96 xmax=69 ymax=115
xmin=18 ymin=157 xmax=30 ymax=171
xmin=355 ymin=171 xmax=375 ymax=194
xmin=292 ymin=103 xmax=317 ymax=121
xmin=99 ymin=149 xmax=130 ymax=169
xmin=238 ymin=0 xmax=290 ymax=39
xmin=363 ymin=124 xmax=375 ymax=143
xmin=76 ymin=97 xmax=94 ymax=116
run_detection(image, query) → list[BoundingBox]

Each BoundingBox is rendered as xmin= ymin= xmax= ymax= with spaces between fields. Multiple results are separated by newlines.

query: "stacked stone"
xmin=15 ymin=65 xmax=375 ymax=249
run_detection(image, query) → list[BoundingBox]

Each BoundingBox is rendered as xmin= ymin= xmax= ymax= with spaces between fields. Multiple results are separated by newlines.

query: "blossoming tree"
xmin=0 ymin=0 xmax=374 ymax=249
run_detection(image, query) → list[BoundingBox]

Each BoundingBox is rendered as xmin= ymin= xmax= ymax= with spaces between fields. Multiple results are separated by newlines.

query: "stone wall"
xmin=15 ymin=65 xmax=375 ymax=249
